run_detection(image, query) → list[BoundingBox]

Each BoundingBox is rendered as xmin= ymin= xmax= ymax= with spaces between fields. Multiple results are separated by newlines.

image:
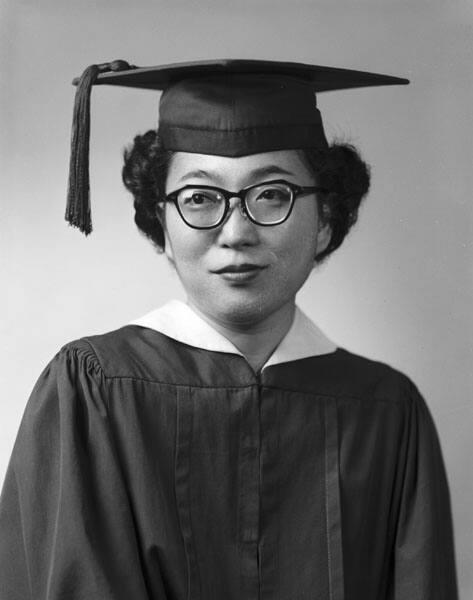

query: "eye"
xmin=179 ymin=189 xmax=223 ymax=208
xmin=252 ymin=184 xmax=291 ymax=204
xmin=188 ymin=193 xmax=211 ymax=205
xmin=257 ymin=188 xmax=285 ymax=200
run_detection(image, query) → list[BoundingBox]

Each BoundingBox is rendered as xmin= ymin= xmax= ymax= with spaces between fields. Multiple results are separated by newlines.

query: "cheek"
xmin=280 ymin=234 xmax=317 ymax=278
xmin=164 ymin=210 xmax=212 ymax=271
xmin=262 ymin=226 xmax=317 ymax=300
xmin=271 ymin=208 xmax=319 ymax=270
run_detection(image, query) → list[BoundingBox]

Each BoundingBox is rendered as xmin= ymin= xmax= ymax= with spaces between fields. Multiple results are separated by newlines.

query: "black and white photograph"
xmin=0 ymin=1 xmax=471 ymax=598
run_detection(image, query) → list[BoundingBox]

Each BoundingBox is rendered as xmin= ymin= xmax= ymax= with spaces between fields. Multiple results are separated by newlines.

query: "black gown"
xmin=0 ymin=323 xmax=458 ymax=599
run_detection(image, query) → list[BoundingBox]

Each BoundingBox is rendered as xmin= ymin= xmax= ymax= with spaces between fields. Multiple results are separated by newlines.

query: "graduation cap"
xmin=66 ymin=59 xmax=409 ymax=235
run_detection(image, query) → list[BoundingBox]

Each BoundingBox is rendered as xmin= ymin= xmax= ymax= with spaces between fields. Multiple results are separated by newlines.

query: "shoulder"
xmin=266 ymin=347 xmax=418 ymax=405
xmin=60 ymin=324 xmax=220 ymax=384
xmin=20 ymin=327 xmax=176 ymax=424
xmin=331 ymin=347 xmax=414 ymax=398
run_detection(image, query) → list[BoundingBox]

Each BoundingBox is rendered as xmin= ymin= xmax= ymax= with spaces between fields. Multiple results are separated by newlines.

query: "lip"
xmin=212 ymin=263 xmax=267 ymax=283
xmin=213 ymin=263 xmax=265 ymax=274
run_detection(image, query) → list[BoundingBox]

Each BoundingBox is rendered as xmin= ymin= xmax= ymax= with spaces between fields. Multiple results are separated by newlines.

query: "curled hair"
xmin=300 ymin=143 xmax=371 ymax=262
xmin=122 ymin=131 xmax=370 ymax=262
xmin=122 ymin=131 xmax=173 ymax=250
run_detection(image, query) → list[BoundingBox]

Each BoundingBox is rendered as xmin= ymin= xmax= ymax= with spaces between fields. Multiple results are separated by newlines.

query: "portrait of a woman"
xmin=0 ymin=55 xmax=460 ymax=600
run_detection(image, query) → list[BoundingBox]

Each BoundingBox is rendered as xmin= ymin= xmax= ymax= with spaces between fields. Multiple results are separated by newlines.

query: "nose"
xmin=217 ymin=197 xmax=259 ymax=248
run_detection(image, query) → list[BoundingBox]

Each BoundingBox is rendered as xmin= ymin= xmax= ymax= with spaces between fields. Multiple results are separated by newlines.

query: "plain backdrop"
xmin=1 ymin=0 xmax=472 ymax=597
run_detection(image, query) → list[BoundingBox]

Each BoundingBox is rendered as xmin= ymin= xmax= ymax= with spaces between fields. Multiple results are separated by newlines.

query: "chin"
xmin=210 ymin=294 xmax=285 ymax=329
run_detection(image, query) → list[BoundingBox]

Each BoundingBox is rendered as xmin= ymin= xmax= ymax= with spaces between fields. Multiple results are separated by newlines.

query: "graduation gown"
xmin=0 ymin=301 xmax=458 ymax=599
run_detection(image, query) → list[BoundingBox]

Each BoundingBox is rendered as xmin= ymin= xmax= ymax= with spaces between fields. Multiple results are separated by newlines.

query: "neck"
xmin=187 ymin=300 xmax=296 ymax=373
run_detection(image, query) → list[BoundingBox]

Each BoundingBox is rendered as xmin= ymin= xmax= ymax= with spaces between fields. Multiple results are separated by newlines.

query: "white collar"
xmin=129 ymin=299 xmax=337 ymax=371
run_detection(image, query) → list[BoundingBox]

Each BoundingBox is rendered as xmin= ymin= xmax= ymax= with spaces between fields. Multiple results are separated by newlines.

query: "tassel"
xmin=65 ymin=59 xmax=135 ymax=235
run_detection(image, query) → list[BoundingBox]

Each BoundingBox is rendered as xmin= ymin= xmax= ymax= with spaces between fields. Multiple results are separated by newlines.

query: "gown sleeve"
xmin=390 ymin=380 xmax=459 ymax=599
xmin=0 ymin=342 xmax=150 ymax=600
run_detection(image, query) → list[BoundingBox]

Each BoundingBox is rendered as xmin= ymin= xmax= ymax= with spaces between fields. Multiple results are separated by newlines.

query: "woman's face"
xmin=163 ymin=149 xmax=331 ymax=327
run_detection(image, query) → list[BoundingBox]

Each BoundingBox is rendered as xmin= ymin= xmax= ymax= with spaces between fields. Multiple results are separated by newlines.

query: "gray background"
xmin=1 ymin=0 xmax=472 ymax=597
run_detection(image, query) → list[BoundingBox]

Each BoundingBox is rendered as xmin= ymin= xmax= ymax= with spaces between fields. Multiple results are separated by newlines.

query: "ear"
xmin=315 ymin=221 xmax=332 ymax=257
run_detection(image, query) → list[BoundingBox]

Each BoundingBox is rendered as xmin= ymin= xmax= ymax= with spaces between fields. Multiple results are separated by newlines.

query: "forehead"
xmin=166 ymin=149 xmax=314 ymax=188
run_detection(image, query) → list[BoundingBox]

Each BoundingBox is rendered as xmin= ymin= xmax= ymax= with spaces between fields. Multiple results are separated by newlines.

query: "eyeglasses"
xmin=164 ymin=179 xmax=325 ymax=229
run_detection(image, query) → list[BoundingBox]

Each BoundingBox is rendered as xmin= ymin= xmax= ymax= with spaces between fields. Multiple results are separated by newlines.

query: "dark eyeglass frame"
xmin=164 ymin=179 xmax=327 ymax=230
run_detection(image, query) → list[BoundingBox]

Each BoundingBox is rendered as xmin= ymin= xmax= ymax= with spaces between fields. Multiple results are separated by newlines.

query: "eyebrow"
xmin=177 ymin=165 xmax=296 ymax=186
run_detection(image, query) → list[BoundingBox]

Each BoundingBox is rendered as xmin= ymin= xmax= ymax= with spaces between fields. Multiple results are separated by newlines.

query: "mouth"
xmin=212 ymin=263 xmax=267 ymax=283
xmin=213 ymin=263 xmax=266 ymax=274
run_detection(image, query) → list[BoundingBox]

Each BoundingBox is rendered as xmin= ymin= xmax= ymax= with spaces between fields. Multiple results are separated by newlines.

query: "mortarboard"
xmin=66 ymin=59 xmax=409 ymax=235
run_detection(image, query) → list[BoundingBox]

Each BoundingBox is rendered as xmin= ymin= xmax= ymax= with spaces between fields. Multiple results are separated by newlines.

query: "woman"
xmin=0 ymin=59 xmax=458 ymax=599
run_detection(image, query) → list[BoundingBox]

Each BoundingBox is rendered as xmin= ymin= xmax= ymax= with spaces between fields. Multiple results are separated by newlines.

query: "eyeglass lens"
xmin=176 ymin=182 xmax=294 ymax=227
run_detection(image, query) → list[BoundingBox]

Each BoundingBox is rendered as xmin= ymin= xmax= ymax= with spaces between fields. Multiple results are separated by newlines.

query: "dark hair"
xmin=122 ymin=130 xmax=371 ymax=262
